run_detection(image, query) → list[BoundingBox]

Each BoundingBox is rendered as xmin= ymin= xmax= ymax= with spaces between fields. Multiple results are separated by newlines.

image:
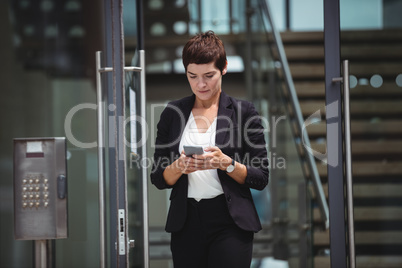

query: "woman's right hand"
xmin=163 ymin=151 xmax=199 ymax=185
xmin=175 ymin=151 xmax=200 ymax=174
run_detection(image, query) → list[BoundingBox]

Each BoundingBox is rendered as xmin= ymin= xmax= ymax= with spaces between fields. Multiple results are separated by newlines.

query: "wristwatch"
xmin=226 ymin=158 xmax=235 ymax=173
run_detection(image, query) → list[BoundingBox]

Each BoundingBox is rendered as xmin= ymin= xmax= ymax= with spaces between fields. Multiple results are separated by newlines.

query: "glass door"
xmin=0 ymin=0 xmax=148 ymax=267
xmin=339 ymin=1 xmax=402 ymax=268
xmin=248 ymin=1 xmax=316 ymax=267
xmin=123 ymin=1 xmax=149 ymax=267
xmin=325 ymin=0 xmax=402 ymax=267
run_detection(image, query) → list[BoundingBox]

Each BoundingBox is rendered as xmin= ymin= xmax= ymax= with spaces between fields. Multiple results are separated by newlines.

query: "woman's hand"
xmin=194 ymin=146 xmax=248 ymax=185
xmin=164 ymin=147 xmax=247 ymax=185
xmin=175 ymin=151 xmax=204 ymax=174
xmin=163 ymin=150 xmax=208 ymax=186
xmin=191 ymin=146 xmax=232 ymax=171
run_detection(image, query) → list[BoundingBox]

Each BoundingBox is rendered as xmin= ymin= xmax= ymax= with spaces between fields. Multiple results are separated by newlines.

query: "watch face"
xmin=226 ymin=164 xmax=235 ymax=173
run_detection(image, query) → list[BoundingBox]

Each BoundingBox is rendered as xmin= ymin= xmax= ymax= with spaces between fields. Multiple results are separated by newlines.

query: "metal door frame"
xmin=324 ymin=0 xmax=348 ymax=267
xmin=101 ymin=0 xmax=147 ymax=267
xmin=104 ymin=0 xmax=127 ymax=266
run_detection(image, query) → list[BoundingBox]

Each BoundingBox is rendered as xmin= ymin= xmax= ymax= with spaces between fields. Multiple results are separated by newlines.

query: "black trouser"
xmin=170 ymin=194 xmax=254 ymax=268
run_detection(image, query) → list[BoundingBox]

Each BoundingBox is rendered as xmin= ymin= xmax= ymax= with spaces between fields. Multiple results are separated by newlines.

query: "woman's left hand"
xmin=192 ymin=146 xmax=232 ymax=171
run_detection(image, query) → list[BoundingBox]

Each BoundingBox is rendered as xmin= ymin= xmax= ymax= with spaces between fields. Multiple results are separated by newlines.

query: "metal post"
xmin=229 ymin=0 xmax=233 ymax=33
xmin=245 ymin=0 xmax=254 ymax=101
xmin=96 ymin=51 xmax=106 ymax=268
xmin=324 ymin=0 xmax=347 ymax=265
xmin=35 ymin=240 xmax=47 ymax=268
xmin=298 ymin=183 xmax=308 ymax=268
xmin=343 ymin=60 xmax=356 ymax=268
xmin=197 ymin=0 xmax=202 ymax=32
xmin=136 ymin=0 xmax=144 ymax=51
xmin=285 ymin=0 xmax=290 ymax=30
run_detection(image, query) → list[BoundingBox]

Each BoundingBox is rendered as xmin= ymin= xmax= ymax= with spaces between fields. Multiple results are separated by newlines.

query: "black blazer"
xmin=151 ymin=91 xmax=269 ymax=233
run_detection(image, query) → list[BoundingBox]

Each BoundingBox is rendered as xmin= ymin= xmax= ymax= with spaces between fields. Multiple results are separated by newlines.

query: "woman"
xmin=151 ymin=31 xmax=269 ymax=268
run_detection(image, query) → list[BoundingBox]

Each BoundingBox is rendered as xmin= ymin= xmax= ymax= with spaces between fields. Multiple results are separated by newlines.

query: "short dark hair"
xmin=182 ymin=31 xmax=227 ymax=73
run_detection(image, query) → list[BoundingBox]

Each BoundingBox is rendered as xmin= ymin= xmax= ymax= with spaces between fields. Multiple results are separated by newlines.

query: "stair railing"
xmin=258 ymin=0 xmax=329 ymax=229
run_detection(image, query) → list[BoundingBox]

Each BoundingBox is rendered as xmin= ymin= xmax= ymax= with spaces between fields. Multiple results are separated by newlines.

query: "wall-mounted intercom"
xmin=13 ymin=137 xmax=68 ymax=240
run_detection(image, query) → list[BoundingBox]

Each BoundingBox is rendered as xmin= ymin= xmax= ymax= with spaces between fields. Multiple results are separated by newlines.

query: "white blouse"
xmin=179 ymin=112 xmax=224 ymax=201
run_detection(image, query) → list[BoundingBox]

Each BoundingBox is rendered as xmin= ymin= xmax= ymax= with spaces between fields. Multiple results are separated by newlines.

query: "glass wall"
xmin=248 ymin=0 xmax=315 ymax=266
xmin=274 ymin=0 xmax=384 ymax=31
xmin=0 ymin=1 xmax=105 ymax=267
xmin=186 ymin=0 xmax=392 ymax=35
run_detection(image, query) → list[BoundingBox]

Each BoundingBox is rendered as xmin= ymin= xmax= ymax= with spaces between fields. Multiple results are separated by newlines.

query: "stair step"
xmin=316 ymin=162 xmax=402 ymax=178
xmin=315 ymin=256 xmax=402 ymax=268
xmin=283 ymin=44 xmax=402 ymax=62
xmin=288 ymin=63 xmax=325 ymax=79
xmin=280 ymin=31 xmax=324 ymax=44
xmin=343 ymin=44 xmax=402 ymax=61
xmin=311 ymin=183 xmax=402 ymax=199
xmin=288 ymin=62 xmax=402 ymax=79
xmin=340 ymin=29 xmax=402 ymax=43
xmin=280 ymin=29 xmax=402 ymax=45
xmin=306 ymin=120 xmax=402 ymax=138
xmin=314 ymin=207 xmax=402 ymax=222
xmin=314 ymin=230 xmax=402 ymax=246
xmin=281 ymin=45 xmax=324 ymax=61
xmin=309 ymin=140 xmax=402 ymax=157
xmin=299 ymin=100 xmax=402 ymax=117
xmin=294 ymin=81 xmax=402 ymax=98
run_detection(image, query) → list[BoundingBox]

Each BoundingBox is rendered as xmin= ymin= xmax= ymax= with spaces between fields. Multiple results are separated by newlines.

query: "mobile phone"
xmin=183 ymin=145 xmax=204 ymax=156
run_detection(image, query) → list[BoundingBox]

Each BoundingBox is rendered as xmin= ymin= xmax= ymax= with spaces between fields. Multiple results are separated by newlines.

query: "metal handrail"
xmin=95 ymin=51 xmax=106 ymax=268
xmin=139 ymin=49 xmax=150 ymax=268
xmin=259 ymin=0 xmax=330 ymax=229
xmin=342 ymin=60 xmax=356 ymax=268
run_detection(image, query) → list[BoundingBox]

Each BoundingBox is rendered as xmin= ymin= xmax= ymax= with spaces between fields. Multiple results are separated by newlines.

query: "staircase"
xmin=281 ymin=29 xmax=402 ymax=268
xmin=132 ymin=24 xmax=402 ymax=266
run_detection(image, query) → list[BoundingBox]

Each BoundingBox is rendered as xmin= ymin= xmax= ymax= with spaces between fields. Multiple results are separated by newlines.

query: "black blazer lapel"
xmin=215 ymin=91 xmax=235 ymax=148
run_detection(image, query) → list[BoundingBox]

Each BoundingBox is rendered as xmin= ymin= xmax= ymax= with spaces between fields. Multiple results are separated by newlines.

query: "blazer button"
xmin=226 ymin=194 xmax=231 ymax=202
